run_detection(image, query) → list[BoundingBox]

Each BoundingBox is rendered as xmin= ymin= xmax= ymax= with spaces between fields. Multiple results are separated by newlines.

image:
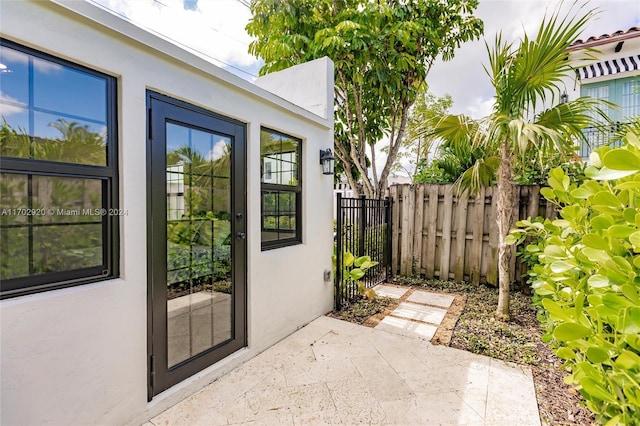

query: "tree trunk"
xmin=495 ymin=139 xmax=516 ymax=320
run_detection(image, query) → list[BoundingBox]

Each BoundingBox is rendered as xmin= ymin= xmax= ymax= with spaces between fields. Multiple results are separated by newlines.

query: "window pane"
xmin=0 ymin=46 xmax=29 ymax=106
xmin=260 ymin=129 xmax=299 ymax=186
xmin=622 ymin=79 xmax=640 ymax=118
xmin=31 ymin=175 xmax=103 ymax=224
xmin=0 ymin=174 xmax=105 ymax=281
xmin=0 ymin=107 xmax=31 ymax=159
xmin=33 ymin=57 xmax=106 ymax=122
xmin=32 ymin=223 xmax=103 ymax=274
xmin=32 ymin=115 xmax=107 ymax=165
xmin=0 ymin=173 xmax=28 ymax=226
xmin=261 ymin=190 xmax=297 ymax=243
xmin=0 ymin=227 xmax=29 ymax=280
xmin=0 ymin=45 xmax=109 ymax=166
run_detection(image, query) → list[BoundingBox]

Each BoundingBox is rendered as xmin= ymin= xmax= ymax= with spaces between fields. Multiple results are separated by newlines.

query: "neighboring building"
xmin=0 ymin=1 xmax=335 ymax=424
xmin=566 ymin=27 xmax=640 ymax=160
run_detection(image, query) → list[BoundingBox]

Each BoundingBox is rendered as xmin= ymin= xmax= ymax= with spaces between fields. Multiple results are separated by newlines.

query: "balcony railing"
xmin=580 ymin=122 xmax=625 ymax=161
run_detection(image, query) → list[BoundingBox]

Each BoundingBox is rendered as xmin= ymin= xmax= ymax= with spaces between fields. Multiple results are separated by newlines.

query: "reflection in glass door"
xmin=166 ymin=123 xmax=233 ymax=367
xmin=148 ymin=92 xmax=246 ymax=398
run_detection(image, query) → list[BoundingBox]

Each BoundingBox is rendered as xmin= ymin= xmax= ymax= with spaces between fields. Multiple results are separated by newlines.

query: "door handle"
xmin=237 ymin=232 xmax=246 ymax=239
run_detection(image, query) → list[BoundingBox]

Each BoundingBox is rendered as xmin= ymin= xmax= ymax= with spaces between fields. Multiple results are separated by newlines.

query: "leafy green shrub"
xmin=509 ymin=132 xmax=640 ymax=424
xmin=333 ymin=251 xmax=379 ymax=303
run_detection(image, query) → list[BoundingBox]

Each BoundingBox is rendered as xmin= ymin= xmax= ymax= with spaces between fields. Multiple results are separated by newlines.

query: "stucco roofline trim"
xmin=47 ymin=0 xmax=332 ymax=129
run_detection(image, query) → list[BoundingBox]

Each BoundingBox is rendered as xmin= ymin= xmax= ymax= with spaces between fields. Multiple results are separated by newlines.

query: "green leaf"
xmin=591 ymin=167 xmax=637 ymax=181
xmin=625 ymin=335 xmax=640 ymax=352
xmin=608 ymin=225 xmax=636 ymax=238
xmin=586 ymin=347 xmax=609 ymax=363
xmin=556 ymin=347 xmax=577 ymax=360
xmin=602 ymin=149 xmax=640 ymax=171
xmin=348 ymin=268 xmax=365 ymax=281
xmin=550 ymin=260 xmax=574 ymax=273
xmin=591 ymin=215 xmax=615 ymax=231
xmin=587 ymin=275 xmax=610 ymax=288
xmin=615 ymin=350 xmax=640 ymax=370
xmin=620 ymin=308 xmax=640 ymax=334
xmin=627 ymin=131 xmax=640 ymax=149
xmin=621 ymin=284 xmax=640 ymax=304
xmin=582 ymin=247 xmax=610 ymax=263
xmin=582 ymin=234 xmax=608 ymax=250
xmin=629 ymin=231 xmax=640 ymax=249
xmin=553 ymin=323 xmax=591 ymax=341
xmin=354 ymin=255 xmax=371 ymax=267
xmin=602 ymin=293 xmax=632 ymax=309
xmin=542 ymin=298 xmax=573 ymax=321
xmin=540 ymin=187 xmax=556 ymax=201
xmin=580 ymin=378 xmax=617 ymax=403
xmin=505 ymin=234 xmax=518 ymax=245
xmin=591 ymin=191 xmax=621 ymax=208
xmin=343 ymin=252 xmax=355 ymax=267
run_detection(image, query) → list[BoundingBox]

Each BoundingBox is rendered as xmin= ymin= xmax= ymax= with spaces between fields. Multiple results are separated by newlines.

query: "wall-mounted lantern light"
xmin=319 ymin=149 xmax=335 ymax=175
xmin=560 ymin=92 xmax=568 ymax=104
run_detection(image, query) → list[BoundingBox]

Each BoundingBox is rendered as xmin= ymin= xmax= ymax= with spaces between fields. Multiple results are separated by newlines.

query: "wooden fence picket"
xmin=391 ymin=183 xmax=554 ymax=285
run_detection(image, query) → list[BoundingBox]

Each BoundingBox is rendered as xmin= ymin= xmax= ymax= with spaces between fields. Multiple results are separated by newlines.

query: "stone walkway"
xmin=149 ymin=307 xmax=541 ymax=425
xmin=373 ymin=284 xmax=454 ymax=342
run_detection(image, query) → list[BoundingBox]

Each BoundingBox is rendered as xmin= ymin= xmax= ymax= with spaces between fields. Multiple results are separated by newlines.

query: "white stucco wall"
xmin=0 ymin=1 xmax=334 ymax=425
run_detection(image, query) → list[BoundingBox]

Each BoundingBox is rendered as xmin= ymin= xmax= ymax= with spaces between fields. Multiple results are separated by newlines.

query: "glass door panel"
xmin=165 ymin=123 xmax=232 ymax=368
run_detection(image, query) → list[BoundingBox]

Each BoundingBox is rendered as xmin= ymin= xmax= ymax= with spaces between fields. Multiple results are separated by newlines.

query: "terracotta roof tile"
xmin=570 ymin=26 xmax=640 ymax=48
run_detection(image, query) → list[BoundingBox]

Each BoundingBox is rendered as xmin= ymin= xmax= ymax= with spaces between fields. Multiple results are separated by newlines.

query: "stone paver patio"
xmin=149 ymin=314 xmax=540 ymax=425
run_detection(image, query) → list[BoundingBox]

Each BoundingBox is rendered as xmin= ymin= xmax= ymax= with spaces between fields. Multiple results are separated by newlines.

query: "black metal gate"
xmin=335 ymin=193 xmax=392 ymax=310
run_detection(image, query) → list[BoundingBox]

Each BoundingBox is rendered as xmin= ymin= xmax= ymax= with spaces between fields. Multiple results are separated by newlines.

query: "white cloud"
xmin=428 ymin=0 xmax=640 ymax=119
xmin=207 ymin=139 xmax=229 ymax=161
xmin=89 ymin=0 xmax=259 ymax=74
xmin=0 ymin=92 xmax=26 ymax=115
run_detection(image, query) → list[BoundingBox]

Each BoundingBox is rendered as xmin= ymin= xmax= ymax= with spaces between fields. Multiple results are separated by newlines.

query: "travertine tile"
xmin=292 ymin=410 xmax=343 ymax=425
xmin=311 ymin=340 xmax=378 ymax=361
xmin=389 ymin=302 xmax=448 ymax=324
xmin=353 ymin=355 xmax=415 ymax=402
xmin=380 ymin=392 xmax=484 ymax=425
xmin=284 ymin=358 xmax=360 ymax=387
xmin=372 ymin=284 xmax=409 ymax=299
xmin=152 ymin=316 xmax=540 ymax=426
xmin=326 ymin=377 xmax=387 ymax=424
xmin=407 ymin=290 xmax=455 ymax=308
xmin=375 ymin=315 xmax=438 ymax=341
xmin=485 ymin=359 xmax=540 ymax=425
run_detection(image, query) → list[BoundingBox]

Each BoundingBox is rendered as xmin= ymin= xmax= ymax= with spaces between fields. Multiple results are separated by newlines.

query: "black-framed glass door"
xmin=147 ymin=92 xmax=246 ymax=399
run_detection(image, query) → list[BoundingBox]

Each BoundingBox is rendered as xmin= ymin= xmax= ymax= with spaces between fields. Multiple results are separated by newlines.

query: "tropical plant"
xmin=333 ymin=250 xmax=379 ymax=302
xmin=509 ymin=131 xmax=640 ymax=424
xmin=432 ymin=4 xmax=604 ymax=318
xmin=388 ymin=85 xmax=453 ymax=179
xmin=247 ymin=0 xmax=483 ymax=198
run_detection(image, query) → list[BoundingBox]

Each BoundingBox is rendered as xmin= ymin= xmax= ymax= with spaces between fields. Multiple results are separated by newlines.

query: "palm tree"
xmin=433 ymin=4 xmax=605 ymax=319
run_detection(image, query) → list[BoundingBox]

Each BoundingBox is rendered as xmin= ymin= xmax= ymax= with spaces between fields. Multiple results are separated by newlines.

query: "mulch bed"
xmin=331 ymin=278 xmax=596 ymax=426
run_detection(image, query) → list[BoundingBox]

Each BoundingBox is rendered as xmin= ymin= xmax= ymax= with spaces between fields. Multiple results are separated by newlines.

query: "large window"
xmin=260 ymin=128 xmax=301 ymax=250
xmin=0 ymin=40 xmax=118 ymax=298
xmin=580 ymin=75 xmax=640 ymax=159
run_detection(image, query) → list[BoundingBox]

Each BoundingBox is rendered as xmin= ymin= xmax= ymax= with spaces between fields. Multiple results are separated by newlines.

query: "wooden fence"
xmin=389 ymin=184 xmax=557 ymax=285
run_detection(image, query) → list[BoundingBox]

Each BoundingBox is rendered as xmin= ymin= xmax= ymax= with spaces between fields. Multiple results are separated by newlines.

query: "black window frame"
xmin=260 ymin=127 xmax=302 ymax=250
xmin=0 ymin=39 xmax=119 ymax=299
